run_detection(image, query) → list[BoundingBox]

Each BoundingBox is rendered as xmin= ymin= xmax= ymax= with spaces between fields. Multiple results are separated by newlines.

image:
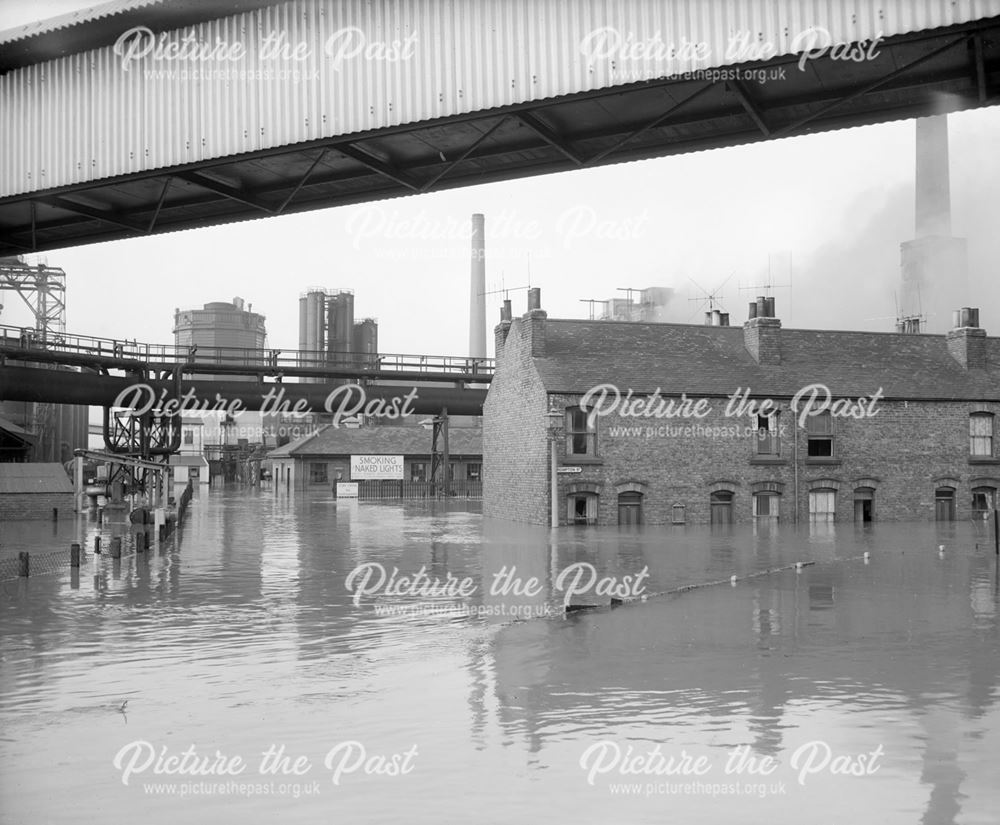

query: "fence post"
xmin=110 ymin=537 xmax=122 ymax=559
xmin=71 ymin=543 xmax=81 ymax=567
xmin=94 ymin=536 xmax=102 ymax=554
xmin=18 ymin=552 xmax=29 ymax=577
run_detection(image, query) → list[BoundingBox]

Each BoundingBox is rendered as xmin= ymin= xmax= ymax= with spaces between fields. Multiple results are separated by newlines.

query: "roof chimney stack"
xmin=744 ymin=298 xmax=781 ymax=365
xmin=946 ymin=306 xmax=986 ymax=369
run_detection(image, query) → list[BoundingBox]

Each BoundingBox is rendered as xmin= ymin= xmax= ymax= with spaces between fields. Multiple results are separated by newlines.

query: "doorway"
xmin=853 ymin=488 xmax=874 ymax=523
xmin=935 ymin=488 xmax=955 ymax=521
xmin=710 ymin=490 xmax=733 ymax=524
xmin=618 ymin=491 xmax=642 ymax=526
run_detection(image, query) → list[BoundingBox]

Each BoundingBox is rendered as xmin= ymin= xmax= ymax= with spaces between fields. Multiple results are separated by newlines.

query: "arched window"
xmin=972 ymin=486 xmax=996 ymax=519
xmin=753 ymin=492 xmax=779 ymax=520
xmin=565 ymin=407 xmax=598 ymax=457
xmin=809 ymin=488 xmax=837 ymax=521
xmin=567 ymin=492 xmax=598 ymax=525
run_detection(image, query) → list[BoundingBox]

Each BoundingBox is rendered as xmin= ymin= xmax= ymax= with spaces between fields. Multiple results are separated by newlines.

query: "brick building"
xmin=484 ymin=295 xmax=1000 ymax=526
xmin=0 ymin=463 xmax=74 ymax=520
xmin=268 ymin=423 xmax=482 ymax=493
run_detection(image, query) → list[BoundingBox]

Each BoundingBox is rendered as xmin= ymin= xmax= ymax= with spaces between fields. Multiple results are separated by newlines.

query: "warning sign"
xmin=350 ymin=455 xmax=404 ymax=480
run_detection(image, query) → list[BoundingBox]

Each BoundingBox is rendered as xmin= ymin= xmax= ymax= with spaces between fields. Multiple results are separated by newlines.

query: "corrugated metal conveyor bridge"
xmin=1 ymin=0 xmax=999 ymax=253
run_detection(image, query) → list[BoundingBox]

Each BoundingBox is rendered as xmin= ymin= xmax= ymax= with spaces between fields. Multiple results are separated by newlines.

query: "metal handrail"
xmin=0 ymin=324 xmax=495 ymax=376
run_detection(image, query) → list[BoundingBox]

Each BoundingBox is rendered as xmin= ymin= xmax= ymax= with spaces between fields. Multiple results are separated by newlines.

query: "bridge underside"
xmin=1 ymin=17 xmax=998 ymax=254
xmin=0 ymin=364 xmax=487 ymax=416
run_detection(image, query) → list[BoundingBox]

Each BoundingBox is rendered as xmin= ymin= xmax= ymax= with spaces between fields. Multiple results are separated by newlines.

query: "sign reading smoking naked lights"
xmin=350 ymin=455 xmax=404 ymax=480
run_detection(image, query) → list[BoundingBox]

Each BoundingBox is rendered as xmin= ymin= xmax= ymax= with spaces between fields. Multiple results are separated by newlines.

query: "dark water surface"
xmin=2 ymin=487 xmax=998 ymax=824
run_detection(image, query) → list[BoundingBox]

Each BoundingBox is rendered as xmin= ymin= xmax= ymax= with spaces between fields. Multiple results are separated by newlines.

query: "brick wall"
xmin=539 ymin=395 xmax=1000 ymax=525
xmin=483 ymin=316 xmax=550 ymax=523
xmin=0 ymin=493 xmax=74 ymax=520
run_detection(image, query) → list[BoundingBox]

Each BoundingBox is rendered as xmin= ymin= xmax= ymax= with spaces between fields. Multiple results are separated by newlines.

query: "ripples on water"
xmin=1 ymin=487 xmax=998 ymax=824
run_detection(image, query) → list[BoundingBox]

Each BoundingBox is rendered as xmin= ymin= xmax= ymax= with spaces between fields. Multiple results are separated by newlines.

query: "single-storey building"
xmin=485 ymin=295 xmax=1000 ymax=526
xmin=268 ymin=423 xmax=482 ymax=495
xmin=0 ymin=462 xmax=74 ymax=519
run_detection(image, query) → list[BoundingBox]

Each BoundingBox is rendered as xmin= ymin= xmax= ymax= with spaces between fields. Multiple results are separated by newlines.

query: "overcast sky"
xmin=2 ymin=1 xmax=998 ymax=358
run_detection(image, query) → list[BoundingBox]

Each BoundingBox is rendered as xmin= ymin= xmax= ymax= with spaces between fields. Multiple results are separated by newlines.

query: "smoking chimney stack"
xmin=899 ymin=115 xmax=969 ymax=334
xmin=469 ymin=213 xmax=487 ymax=358
xmin=914 ymin=116 xmax=951 ymax=239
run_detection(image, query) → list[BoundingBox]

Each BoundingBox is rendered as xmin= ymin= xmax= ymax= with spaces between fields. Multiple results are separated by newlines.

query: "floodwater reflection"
xmin=1 ymin=488 xmax=998 ymax=824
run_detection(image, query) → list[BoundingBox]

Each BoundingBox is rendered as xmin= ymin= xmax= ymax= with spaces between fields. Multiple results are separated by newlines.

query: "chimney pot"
xmin=747 ymin=301 xmax=758 ymax=320
xmin=501 ymin=298 xmax=512 ymax=322
xmin=527 ymin=287 xmax=541 ymax=312
xmin=764 ymin=296 xmax=775 ymax=318
xmin=704 ymin=311 xmax=713 ymax=325
xmin=756 ymin=296 xmax=767 ymax=318
xmin=719 ymin=312 xmax=730 ymax=327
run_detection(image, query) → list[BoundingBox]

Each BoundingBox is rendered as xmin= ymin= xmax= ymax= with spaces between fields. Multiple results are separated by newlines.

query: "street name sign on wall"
xmin=351 ymin=455 xmax=404 ymax=480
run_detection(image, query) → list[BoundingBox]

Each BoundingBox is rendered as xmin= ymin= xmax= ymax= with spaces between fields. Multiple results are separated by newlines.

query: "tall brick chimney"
xmin=743 ymin=296 xmax=781 ymax=365
xmin=946 ymin=307 xmax=987 ymax=369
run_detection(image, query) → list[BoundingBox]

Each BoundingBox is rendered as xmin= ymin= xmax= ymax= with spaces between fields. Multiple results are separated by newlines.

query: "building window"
xmin=935 ymin=488 xmax=955 ymax=521
xmin=753 ymin=492 xmax=779 ymax=519
xmin=618 ymin=491 xmax=642 ymax=526
xmin=970 ymin=413 xmax=994 ymax=457
xmin=567 ymin=493 xmax=598 ymax=525
xmin=466 ymin=463 xmax=482 ymax=482
xmin=710 ymin=491 xmax=733 ymax=525
xmin=806 ymin=411 xmax=834 ymax=457
xmin=809 ymin=488 xmax=837 ymax=521
xmin=566 ymin=407 xmax=598 ymax=457
xmin=854 ymin=487 xmax=874 ymax=523
xmin=309 ymin=463 xmax=328 ymax=483
xmin=972 ymin=486 xmax=996 ymax=519
xmin=410 ymin=462 xmax=427 ymax=482
xmin=755 ymin=412 xmax=779 ymax=456
xmin=183 ymin=429 xmax=194 ymax=445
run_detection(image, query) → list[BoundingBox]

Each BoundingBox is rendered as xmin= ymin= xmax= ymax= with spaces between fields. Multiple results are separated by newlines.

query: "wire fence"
xmin=0 ymin=482 xmax=197 ymax=582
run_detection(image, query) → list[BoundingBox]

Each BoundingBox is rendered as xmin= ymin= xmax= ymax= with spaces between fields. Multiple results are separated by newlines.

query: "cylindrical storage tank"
xmin=352 ymin=319 xmax=378 ymax=368
xmin=327 ymin=292 xmax=355 ymax=364
xmin=299 ymin=296 xmax=308 ymax=353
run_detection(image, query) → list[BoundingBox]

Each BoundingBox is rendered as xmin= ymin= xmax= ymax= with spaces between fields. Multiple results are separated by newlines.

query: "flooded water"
xmin=2 ymin=487 xmax=999 ymax=824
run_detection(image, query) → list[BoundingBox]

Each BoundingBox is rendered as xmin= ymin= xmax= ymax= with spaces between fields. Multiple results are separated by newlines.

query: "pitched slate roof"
xmin=530 ymin=319 xmax=1000 ymax=400
xmin=268 ymin=425 xmax=482 ymax=458
xmin=0 ymin=463 xmax=72 ymax=494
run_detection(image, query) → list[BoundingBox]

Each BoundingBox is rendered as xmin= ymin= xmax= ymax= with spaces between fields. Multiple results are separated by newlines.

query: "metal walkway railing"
xmin=0 ymin=324 xmax=495 ymax=380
